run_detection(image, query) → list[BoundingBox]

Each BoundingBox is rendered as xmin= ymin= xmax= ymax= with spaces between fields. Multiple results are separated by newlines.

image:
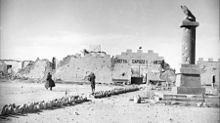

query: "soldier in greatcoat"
xmin=45 ymin=72 xmax=55 ymax=91
xmin=88 ymin=72 xmax=96 ymax=95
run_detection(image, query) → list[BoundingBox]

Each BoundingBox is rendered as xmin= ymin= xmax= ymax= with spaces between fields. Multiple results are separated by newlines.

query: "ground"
xmin=0 ymin=80 xmax=219 ymax=123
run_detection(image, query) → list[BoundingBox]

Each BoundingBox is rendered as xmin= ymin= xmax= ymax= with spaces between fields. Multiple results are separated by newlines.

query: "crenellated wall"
xmin=197 ymin=58 xmax=220 ymax=86
xmin=113 ymin=49 xmax=164 ymax=83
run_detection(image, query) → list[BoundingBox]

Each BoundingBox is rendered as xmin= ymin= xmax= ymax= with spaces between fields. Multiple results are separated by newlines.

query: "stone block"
xmin=180 ymin=74 xmax=201 ymax=87
xmin=179 ymin=64 xmax=202 ymax=88
xmin=180 ymin=64 xmax=200 ymax=74
xmin=172 ymin=87 xmax=205 ymax=95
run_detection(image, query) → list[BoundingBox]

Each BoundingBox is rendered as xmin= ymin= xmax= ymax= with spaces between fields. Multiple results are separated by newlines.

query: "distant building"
xmin=197 ymin=58 xmax=220 ymax=86
xmin=0 ymin=60 xmax=23 ymax=74
xmin=112 ymin=49 xmax=165 ymax=84
xmin=54 ymin=49 xmax=166 ymax=84
xmin=0 ymin=49 xmax=169 ymax=84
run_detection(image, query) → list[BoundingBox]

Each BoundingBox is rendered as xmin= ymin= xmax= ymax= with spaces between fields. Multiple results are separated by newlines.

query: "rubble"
xmin=0 ymin=61 xmax=7 ymax=77
xmin=55 ymin=53 xmax=112 ymax=83
xmin=160 ymin=69 xmax=176 ymax=87
xmin=16 ymin=59 xmax=53 ymax=80
xmin=94 ymin=86 xmax=139 ymax=98
xmin=0 ymin=95 xmax=89 ymax=116
xmin=133 ymin=95 xmax=141 ymax=103
xmin=131 ymin=90 xmax=219 ymax=108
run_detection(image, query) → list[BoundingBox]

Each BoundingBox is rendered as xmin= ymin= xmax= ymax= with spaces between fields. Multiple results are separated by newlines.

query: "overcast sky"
xmin=0 ymin=0 xmax=219 ymax=69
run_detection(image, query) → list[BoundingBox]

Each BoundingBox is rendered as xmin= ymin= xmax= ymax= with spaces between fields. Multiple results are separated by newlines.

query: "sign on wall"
xmin=114 ymin=59 xmax=128 ymax=63
xmin=132 ymin=59 xmax=147 ymax=64
xmin=115 ymin=59 xmax=148 ymax=64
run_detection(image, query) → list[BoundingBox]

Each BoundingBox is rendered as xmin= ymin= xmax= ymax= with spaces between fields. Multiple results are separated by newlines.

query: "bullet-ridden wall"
xmin=197 ymin=58 xmax=220 ymax=86
xmin=55 ymin=53 xmax=112 ymax=83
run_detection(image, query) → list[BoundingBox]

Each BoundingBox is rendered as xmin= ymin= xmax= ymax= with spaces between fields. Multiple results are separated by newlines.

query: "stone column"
xmin=172 ymin=5 xmax=205 ymax=95
xmin=173 ymin=20 xmax=205 ymax=95
xmin=181 ymin=20 xmax=199 ymax=64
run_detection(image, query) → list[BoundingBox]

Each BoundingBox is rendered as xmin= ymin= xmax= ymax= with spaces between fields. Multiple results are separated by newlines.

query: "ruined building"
xmin=0 ymin=60 xmax=32 ymax=77
xmin=16 ymin=59 xmax=53 ymax=80
xmin=55 ymin=53 xmax=112 ymax=83
xmin=112 ymin=49 xmax=165 ymax=84
xmin=54 ymin=49 xmax=167 ymax=84
xmin=1 ymin=49 xmax=218 ymax=86
xmin=197 ymin=58 xmax=220 ymax=86
xmin=1 ymin=49 xmax=169 ymax=84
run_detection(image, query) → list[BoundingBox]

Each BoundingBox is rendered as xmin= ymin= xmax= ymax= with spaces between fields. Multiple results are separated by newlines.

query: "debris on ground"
xmin=133 ymin=95 xmax=141 ymax=103
xmin=131 ymin=90 xmax=219 ymax=108
xmin=94 ymin=86 xmax=139 ymax=98
xmin=16 ymin=59 xmax=53 ymax=81
xmin=0 ymin=95 xmax=89 ymax=116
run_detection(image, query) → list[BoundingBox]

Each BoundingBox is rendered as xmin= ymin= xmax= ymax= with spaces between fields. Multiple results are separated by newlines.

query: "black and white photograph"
xmin=0 ymin=0 xmax=219 ymax=123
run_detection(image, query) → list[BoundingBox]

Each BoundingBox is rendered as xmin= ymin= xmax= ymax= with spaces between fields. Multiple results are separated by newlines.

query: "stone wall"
xmin=17 ymin=59 xmax=52 ymax=80
xmin=0 ymin=60 xmax=23 ymax=74
xmin=111 ymin=59 xmax=131 ymax=81
xmin=197 ymin=58 xmax=220 ymax=86
xmin=55 ymin=49 xmax=165 ymax=84
xmin=0 ymin=61 xmax=7 ymax=74
xmin=0 ymin=49 xmax=170 ymax=84
xmin=21 ymin=60 xmax=33 ymax=69
xmin=113 ymin=49 xmax=164 ymax=83
xmin=55 ymin=53 xmax=112 ymax=83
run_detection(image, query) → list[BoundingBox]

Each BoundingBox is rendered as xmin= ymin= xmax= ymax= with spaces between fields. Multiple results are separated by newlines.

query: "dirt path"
xmin=0 ymin=87 xmax=219 ymax=123
xmin=0 ymin=80 xmax=120 ymax=111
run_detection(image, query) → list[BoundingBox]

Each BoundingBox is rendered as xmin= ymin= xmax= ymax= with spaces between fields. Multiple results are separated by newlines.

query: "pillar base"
xmin=172 ymin=87 xmax=205 ymax=95
xmin=180 ymin=64 xmax=201 ymax=87
xmin=172 ymin=64 xmax=205 ymax=95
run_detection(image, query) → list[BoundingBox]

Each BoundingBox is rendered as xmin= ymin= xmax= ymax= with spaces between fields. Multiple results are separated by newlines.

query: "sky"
xmin=0 ymin=0 xmax=219 ymax=70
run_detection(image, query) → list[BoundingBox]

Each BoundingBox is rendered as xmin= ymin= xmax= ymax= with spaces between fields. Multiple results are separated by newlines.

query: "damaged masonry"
xmin=0 ymin=49 xmax=175 ymax=86
xmin=1 ymin=48 xmax=218 ymax=88
xmin=0 ymin=3 xmax=219 ymax=123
